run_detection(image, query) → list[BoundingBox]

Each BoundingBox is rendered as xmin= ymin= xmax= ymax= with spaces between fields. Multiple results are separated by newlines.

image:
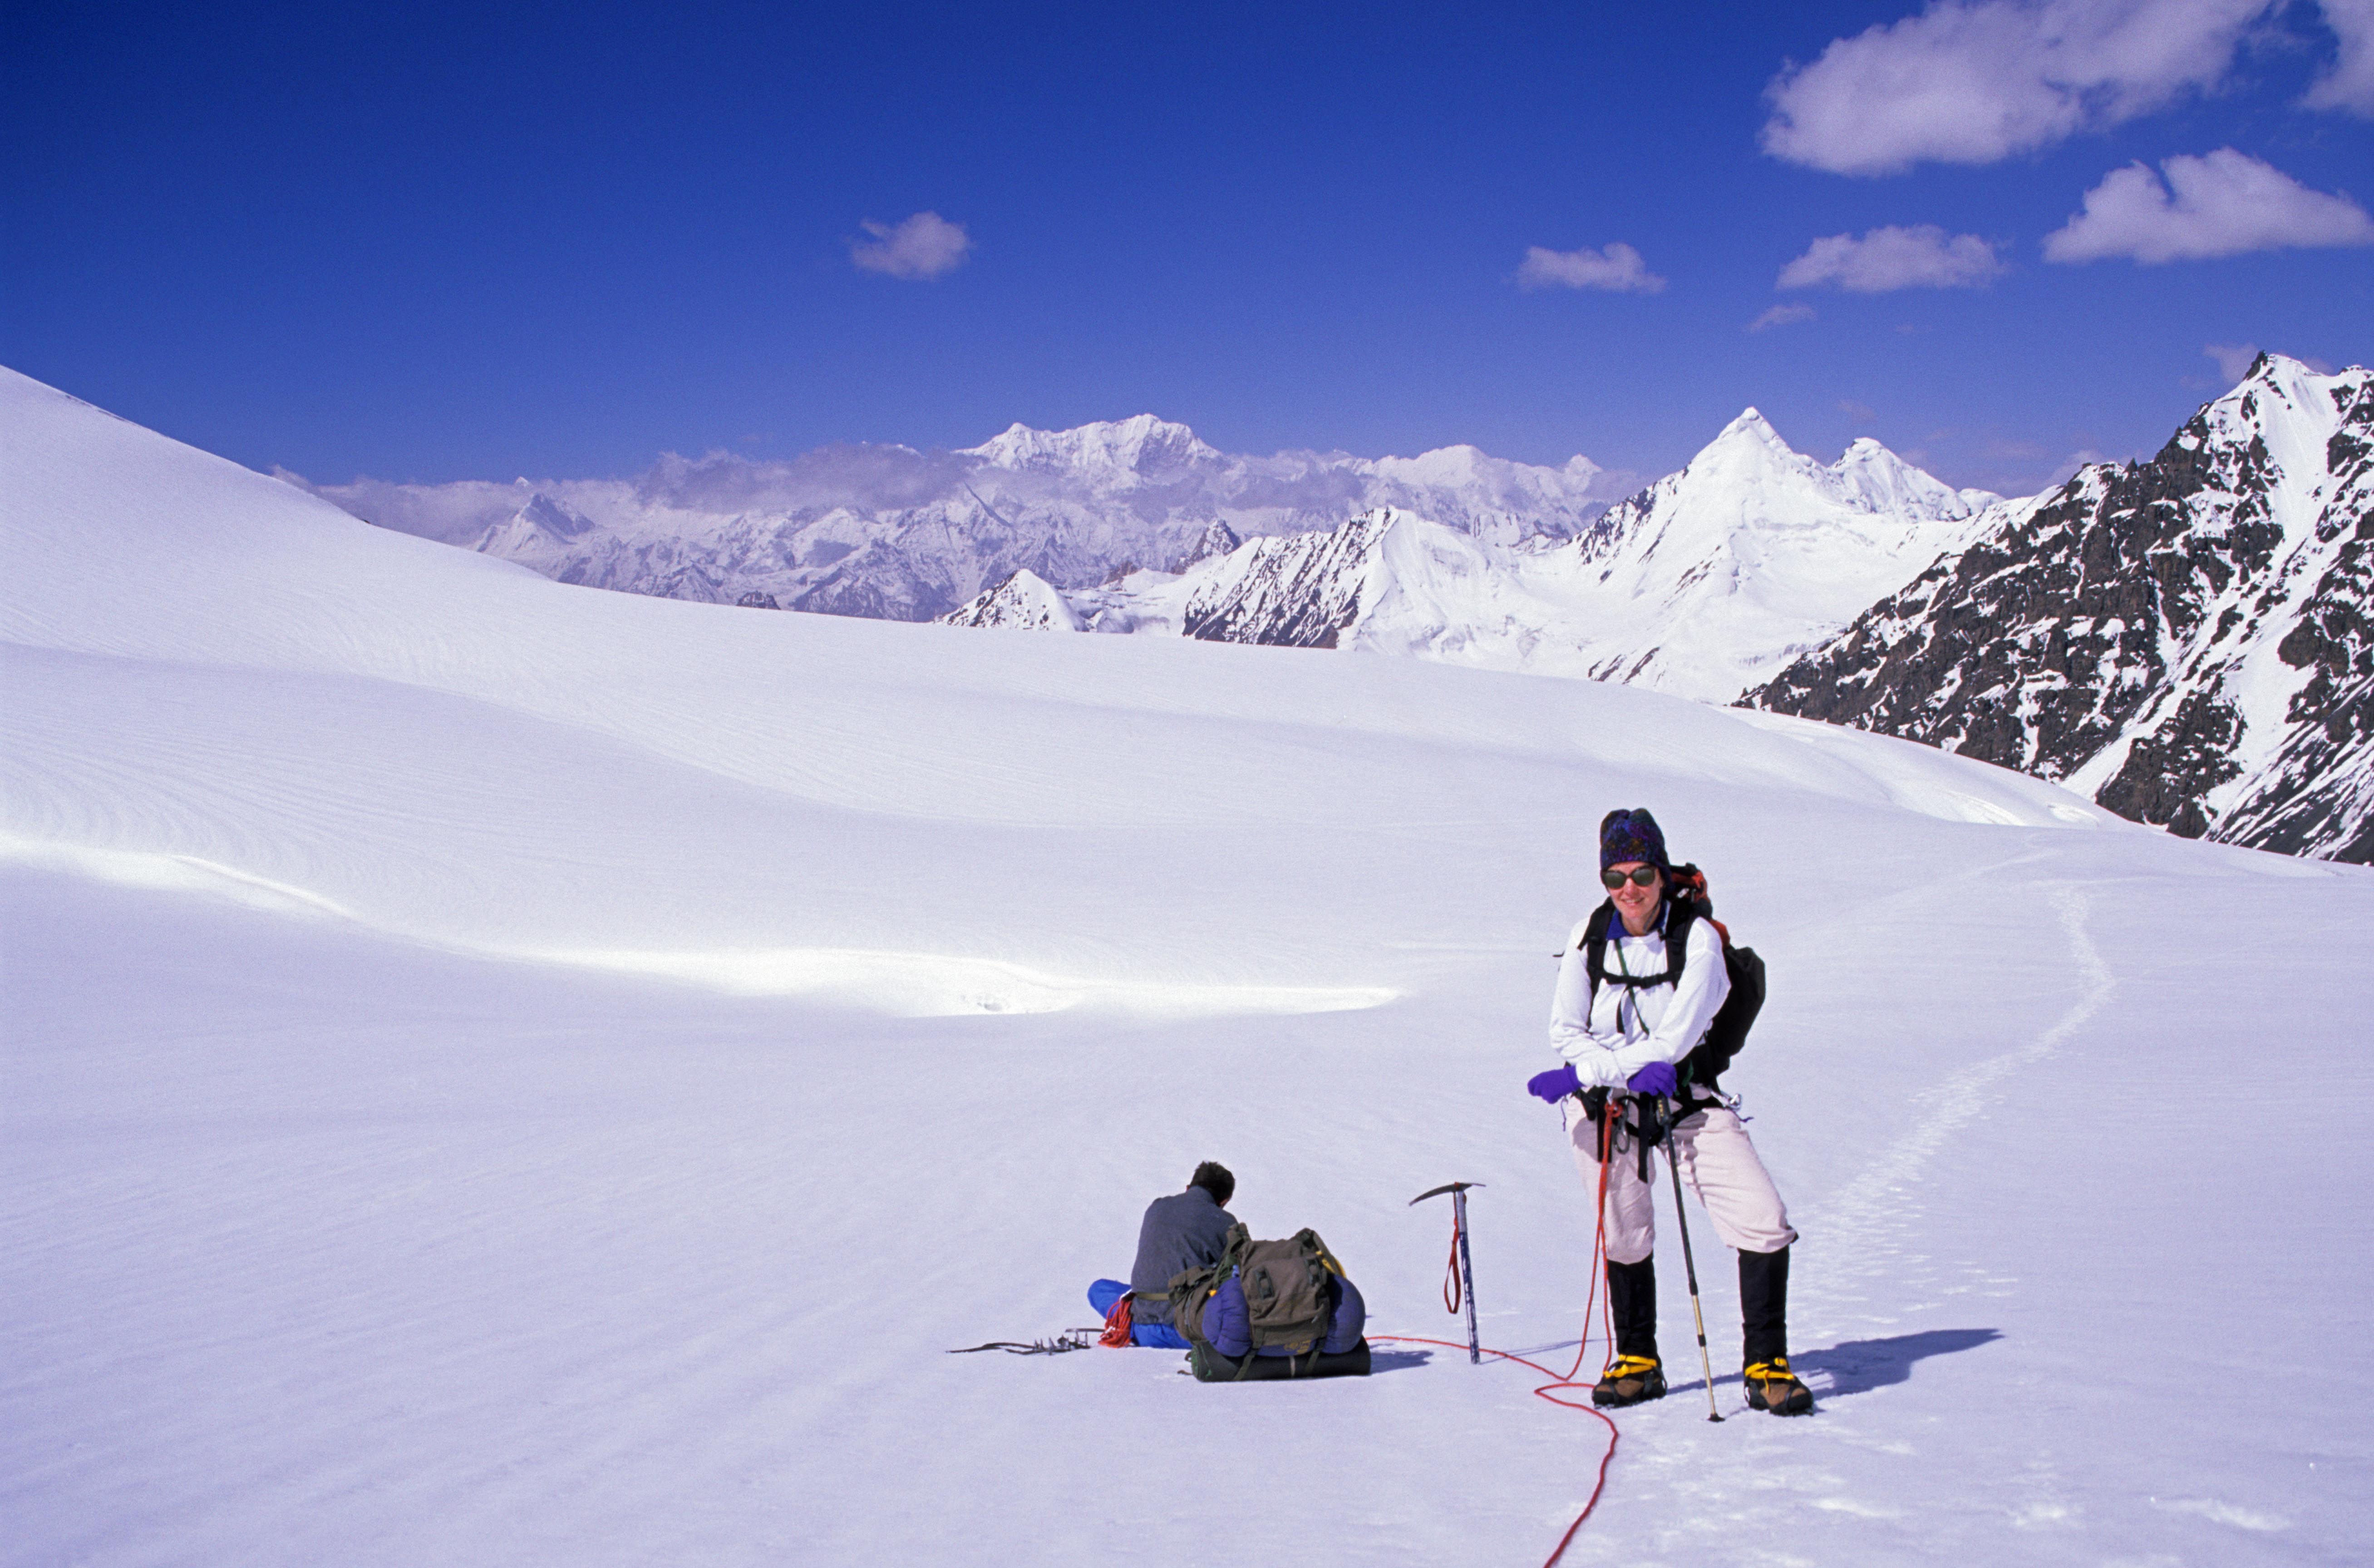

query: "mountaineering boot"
xmin=1608 ymin=1255 xmax=1660 ymax=1363
xmin=1744 ymin=1357 xmax=1813 ymax=1415
xmin=1738 ymin=1243 xmax=1804 ymax=1414
xmin=1593 ymin=1354 xmax=1666 ymax=1407
xmin=1738 ymin=1246 xmax=1791 ymax=1366
xmin=1595 ymin=1256 xmax=1666 ymax=1407
xmin=1738 ymin=1247 xmax=1811 ymax=1414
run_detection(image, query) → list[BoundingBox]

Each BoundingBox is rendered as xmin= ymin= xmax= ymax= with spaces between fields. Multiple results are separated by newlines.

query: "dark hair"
xmin=1189 ymin=1160 xmax=1235 ymax=1206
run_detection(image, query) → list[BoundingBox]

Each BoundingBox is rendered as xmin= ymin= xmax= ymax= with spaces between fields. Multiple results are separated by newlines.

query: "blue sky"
xmin=5 ymin=0 xmax=2371 ymax=495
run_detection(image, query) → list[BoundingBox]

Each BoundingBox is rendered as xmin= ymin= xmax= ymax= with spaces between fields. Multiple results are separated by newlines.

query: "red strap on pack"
xmin=1096 ymin=1293 xmax=1135 ymax=1348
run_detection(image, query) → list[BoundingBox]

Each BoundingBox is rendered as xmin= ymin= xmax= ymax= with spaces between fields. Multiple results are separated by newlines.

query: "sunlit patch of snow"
xmin=2152 ymin=1497 xmax=2290 ymax=1532
xmin=0 ymin=833 xmax=359 ymax=922
xmin=1812 ymin=1497 xmax=1904 ymax=1519
xmin=519 ymin=944 xmax=1397 ymax=1017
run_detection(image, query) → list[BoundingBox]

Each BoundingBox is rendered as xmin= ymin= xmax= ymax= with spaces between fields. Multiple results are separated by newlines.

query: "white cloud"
xmin=1748 ymin=302 xmax=1819 ymax=331
xmin=2306 ymin=0 xmax=2374 ymax=110
xmin=1517 ymin=242 xmax=1666 ymax=293
xmin=849 ymin=212 xmax=973 ymax=280
xmin=1760 ymin=0 xmax=2273 ymax=175
xmin=1778 ymin=225 xmax=2006 ymax=290
xmin=2043 ymin=148 xmax=2374 ymax=261
xmin=2204 ymin=341 xmax=2261 ymax=382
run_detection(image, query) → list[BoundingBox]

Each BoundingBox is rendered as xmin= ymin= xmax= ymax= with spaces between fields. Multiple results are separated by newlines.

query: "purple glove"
xmin=1528 ymin=1064 xmax=1581 ymax=1104
xmin=1626 ymin=1062 xmax=1678 ymax=1098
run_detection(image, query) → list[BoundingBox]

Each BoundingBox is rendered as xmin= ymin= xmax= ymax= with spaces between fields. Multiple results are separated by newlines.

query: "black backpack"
xmin=1579 ymin=862 xmax=1765 ymax=1088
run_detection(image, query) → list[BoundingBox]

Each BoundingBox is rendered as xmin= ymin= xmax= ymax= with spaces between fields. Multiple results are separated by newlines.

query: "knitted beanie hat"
xmin=1599 ymin=808 xmax=1670 ymax=872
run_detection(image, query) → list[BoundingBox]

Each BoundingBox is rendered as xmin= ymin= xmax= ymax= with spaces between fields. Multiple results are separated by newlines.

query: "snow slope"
xmin=6 ymin=366 xmax=2372 ymax=1567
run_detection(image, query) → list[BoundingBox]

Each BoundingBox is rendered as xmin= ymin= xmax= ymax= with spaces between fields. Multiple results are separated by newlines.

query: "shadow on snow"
xmin=1793 ymin=1327 xmax=2002 ymax=1399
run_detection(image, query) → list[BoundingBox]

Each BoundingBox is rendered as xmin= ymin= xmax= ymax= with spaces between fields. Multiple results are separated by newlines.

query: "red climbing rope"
xmin=1374 ymin=1097 xmax=1623 ymax=1568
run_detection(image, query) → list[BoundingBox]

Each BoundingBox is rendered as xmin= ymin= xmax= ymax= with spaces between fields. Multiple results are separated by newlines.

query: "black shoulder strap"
xmin=1581 ymin=900 xmax=1618 ymax=998
xmin=1659 ymin=900 xmax=1697 ymax=987
xmin=1585 ymin=898 xmax=1694 ymax=990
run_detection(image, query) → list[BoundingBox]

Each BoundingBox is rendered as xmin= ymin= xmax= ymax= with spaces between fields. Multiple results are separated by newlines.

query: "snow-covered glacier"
xmin=5 ymin=364 xmax=2371 ymax=1568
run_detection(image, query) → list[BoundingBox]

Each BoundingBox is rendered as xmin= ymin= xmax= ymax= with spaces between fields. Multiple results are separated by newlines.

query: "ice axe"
xmin=1410 ymin=1181 xmax=1484 ymax=1364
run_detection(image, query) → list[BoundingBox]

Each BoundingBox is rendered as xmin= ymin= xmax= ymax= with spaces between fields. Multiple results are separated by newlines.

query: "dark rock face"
xmin=1748 ymin=357 xmax=2373 ymax=863
xmin=1171 ymin=519 xmax=1243 ymax=574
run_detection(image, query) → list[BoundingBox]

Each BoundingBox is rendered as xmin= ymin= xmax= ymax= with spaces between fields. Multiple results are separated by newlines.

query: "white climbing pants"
xmin=1561 ymin=1096 xmax=1797 ymax=1265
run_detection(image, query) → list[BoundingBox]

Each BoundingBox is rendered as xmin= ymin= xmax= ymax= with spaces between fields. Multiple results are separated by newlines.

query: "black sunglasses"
xmin=1600 ymin=867 xmax=1660 ymax=889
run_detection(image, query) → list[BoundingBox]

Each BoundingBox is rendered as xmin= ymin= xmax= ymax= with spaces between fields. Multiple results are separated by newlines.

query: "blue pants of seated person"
xmin=1088 ymin=1274 xmax=1365 ymax=1355
xmin=1088 ymin=1278 xmax=1191 ymax=1349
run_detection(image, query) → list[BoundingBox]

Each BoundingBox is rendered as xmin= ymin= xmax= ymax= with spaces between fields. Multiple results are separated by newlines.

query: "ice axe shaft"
xmin=1410 ymin=1181 xmax=1484 ymax=1365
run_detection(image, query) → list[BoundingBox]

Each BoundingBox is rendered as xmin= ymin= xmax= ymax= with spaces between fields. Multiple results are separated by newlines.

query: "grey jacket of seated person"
xmin=1128 ymin=1186 xmax=1236 ymax=1327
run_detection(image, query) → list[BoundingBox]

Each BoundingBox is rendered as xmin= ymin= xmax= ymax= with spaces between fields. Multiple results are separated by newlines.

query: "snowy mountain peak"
xmin=1606 ymin=410 xmax=1981 ymax=551
xmin=940 ymin=568 xmax=1083 ymax=631
xmin=963 ymin=414 xmax=1220 ymax=477
xmin=1705 ymin=406 xmax=1788 ymax=452
xmin=1676 ymin=408 xmax=1825 ymax=494
xmin=2185 ymin=351 xmax=2365 ymax=460
xmin=1831 ymin=435 xmax=1998 ymax=518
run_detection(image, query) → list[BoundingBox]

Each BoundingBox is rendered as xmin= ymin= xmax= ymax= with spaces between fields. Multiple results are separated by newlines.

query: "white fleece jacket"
xmin=1547 ymin=904 xmax=1731 ymax=1089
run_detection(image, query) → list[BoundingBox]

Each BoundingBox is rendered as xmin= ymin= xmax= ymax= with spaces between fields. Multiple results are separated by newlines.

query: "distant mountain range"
xmin=960 ymin=409 xmax=2003 ymax=703
xmin=300 ymin=415 xmax=1616 ymax=622
xmin=310 ymin=357 xmax=2370 ymax=861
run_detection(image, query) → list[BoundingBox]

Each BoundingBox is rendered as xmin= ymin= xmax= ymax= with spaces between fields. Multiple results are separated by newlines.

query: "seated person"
xmin=1090 ymin=1164 xmax=1368 ymax=1359
xmin=1088 ymin=1161 xmax=1236 ymax=1349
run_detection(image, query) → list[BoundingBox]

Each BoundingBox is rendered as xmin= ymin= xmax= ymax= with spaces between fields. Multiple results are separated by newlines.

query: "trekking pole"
xmin=1660 ymin=1099 xmax=1724 ymax=1423
xmin=1410 ymin=1182 xmax=1484 ymax=1364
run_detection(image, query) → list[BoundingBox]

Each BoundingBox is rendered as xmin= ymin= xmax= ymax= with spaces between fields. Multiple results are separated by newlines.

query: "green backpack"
xmin=1167 ymin=1223 xmax=1344 ymax=1376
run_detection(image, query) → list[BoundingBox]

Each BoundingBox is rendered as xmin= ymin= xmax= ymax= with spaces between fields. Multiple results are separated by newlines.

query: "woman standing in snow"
xmin=1526 ymin=808 xmax=1812 ymax=1416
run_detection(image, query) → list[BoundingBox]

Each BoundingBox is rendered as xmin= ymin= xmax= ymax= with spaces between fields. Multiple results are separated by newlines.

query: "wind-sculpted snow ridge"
xmin=1748 ymin=354 xmax=2374 ymax=863
xmin=941 ymin=412 xmax=2001 ymax=704
xmin=297 ymin=413 xmax=1616 ymax=624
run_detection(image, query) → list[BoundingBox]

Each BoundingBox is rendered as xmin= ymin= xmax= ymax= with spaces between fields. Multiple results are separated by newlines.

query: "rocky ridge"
xmin=1747 ymin=354 xmax=2372 ymax=861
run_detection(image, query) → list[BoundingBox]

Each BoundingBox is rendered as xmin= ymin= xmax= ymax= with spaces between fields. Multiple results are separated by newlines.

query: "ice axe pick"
xmin=1410 ymin=1181 xmax=1484 ymax=1364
